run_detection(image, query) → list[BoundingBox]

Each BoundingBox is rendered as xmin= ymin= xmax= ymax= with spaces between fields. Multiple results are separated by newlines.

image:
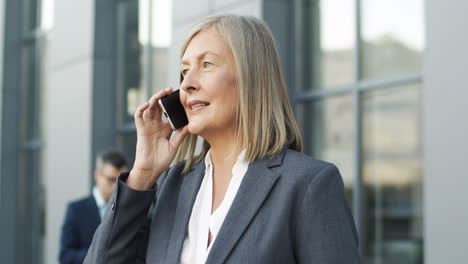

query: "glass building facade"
xmin=108 ymin=0 xmax=425 ymax=263
xmin=114 ymin=0 xmax=173 ymax=168
xmin=6 ymin=0 xmax=467 ymax=263
xmin=111 ymin=1 xmax=425 ymax=263
xmin=293 ymin=0 xmax=424 ymax=263
xmin=0 ymin=0 xmax=47 ymax=262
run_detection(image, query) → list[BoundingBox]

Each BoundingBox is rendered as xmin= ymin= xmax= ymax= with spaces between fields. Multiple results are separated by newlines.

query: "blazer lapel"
xmin=165 ymin=161 xmax=206 ymax=264
xmin=205 ymin=150 xmax=285 ymax=264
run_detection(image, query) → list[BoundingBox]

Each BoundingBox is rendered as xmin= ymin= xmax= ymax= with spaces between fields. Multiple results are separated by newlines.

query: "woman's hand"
xmin=127 ymin=88 xmax=189 ymax=190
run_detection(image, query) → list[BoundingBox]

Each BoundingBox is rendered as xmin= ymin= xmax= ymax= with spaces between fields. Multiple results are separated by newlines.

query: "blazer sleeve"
xmin=59 ymin=203 xmax=88 ymax=264
xmin=83 ymin=172 xmax=162 ymax=264
xmin=295 ymin=164 xmax=361 ymax=263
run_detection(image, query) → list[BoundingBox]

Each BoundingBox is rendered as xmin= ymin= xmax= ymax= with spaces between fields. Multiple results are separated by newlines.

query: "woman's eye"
xmin=181 ymin=69 xmax=188 ymax=76
xmin=203 ymin=62 xmax=212 ymax=68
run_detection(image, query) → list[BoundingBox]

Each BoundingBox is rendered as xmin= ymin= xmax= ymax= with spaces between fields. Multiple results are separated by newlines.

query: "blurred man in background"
xmin=59 ymin=150 xmax=128 ymax=264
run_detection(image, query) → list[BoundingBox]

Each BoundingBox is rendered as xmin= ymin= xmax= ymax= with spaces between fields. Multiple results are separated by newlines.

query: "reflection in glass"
xmin=41 ymin=0 xmax=54 ymax=30
xmin=295 ymin=0 xmax=355 ymax=90
xmin=297 ymin=95 xmax=355 ymax=208
xmin=151 ymin=47 xmax=170 ymax=93
xmin=115 ymin=0 xmax=173 ymax=170
xmin=139 ymin=0 xmax=173 ymax=94
xmin=116 ymin=0 xmax=144 ymax=125
xmin=362 ymin=84 xmax=423 ymax=264
xmin=361 ymin=0 xmax=424 ymax=80
xmin=150 ymin=0 xmax=172 ymax=94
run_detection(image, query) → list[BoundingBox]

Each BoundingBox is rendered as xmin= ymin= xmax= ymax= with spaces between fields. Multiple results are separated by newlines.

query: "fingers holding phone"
xmin=158 ymin=90 xmax=189 ymax=130
xmin=128 ymin=88 xmax=189 ymax=190
xmin=145 ymin=89 xmax=169 ymax=120
xmin=141 ymin=89 xmax=171 ymax=124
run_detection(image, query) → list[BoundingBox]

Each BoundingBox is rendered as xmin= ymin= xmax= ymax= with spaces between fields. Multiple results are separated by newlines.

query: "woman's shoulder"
xmin=282 ymin=149 xmax=336 ymax=172
xmin=275 ymin=148 xmax=341 ymax=185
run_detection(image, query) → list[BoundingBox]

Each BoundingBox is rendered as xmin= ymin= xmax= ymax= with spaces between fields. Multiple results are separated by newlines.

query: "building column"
xmin=424 ymin=0 xmax=468 ymax=263
xmin=43 ymin=0 xmax=95 ymax=263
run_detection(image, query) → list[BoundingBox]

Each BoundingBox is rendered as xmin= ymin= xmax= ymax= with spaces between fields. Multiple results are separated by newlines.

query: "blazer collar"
xmin=166 ymin=149 xmax=287 ymax=264
xmin=165 ymin=160 xmax=206 ymax=264
xmin=205 ymin=149 xmax=285 ymax=264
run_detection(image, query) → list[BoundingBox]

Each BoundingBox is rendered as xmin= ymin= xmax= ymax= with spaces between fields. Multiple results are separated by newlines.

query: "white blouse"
xmin=180 ymin=149 xmax=249 ymax=264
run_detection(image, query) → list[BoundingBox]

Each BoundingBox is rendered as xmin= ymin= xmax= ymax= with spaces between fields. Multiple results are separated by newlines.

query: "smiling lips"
xmin=187 ymin=100 xmax=210 ymax=112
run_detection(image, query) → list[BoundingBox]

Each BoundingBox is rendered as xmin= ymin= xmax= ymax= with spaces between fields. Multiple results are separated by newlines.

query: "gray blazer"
xmin=84 ymin=149 xmax=360 ymax=263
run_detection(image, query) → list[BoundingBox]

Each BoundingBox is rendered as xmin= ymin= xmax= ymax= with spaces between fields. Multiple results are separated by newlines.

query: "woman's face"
xmin=179 ymin=28 xmax=238 ymax=139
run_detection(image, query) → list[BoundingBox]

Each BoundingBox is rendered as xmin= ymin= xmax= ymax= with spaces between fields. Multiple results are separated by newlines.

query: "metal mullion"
xmin=142 ymin=44 xmax=151 ymax=99
xmin=33 ymin=32 xmax=44 ymax=145
xmin=21 ymin=31 xmax=39 ymax=43
xmin=92 ymin=0 xmax=119 ymax=181
xmin=356 ymin=73 xmax=422 ymax=92
xmin=294 ymin=72 xmax=422 ymax=103
xmin=353 ymin=88 xmax=363 ymax=252
xmin=31 ymin=3 xmax=44 ymax=262
xmin=141 ymin=0 xmax=153 ymax=100
xmin=147 ymin=0 xmax=153 ymax=97
xmin=354 ymin=0 xmax=363 ymax=256
xmin=19 ymin=139 xmax=44 ymax=151
xmin=1 ymin=0 xmax=25 ymax=262
xmin=293 ymin=86 xmax=355 ymax=102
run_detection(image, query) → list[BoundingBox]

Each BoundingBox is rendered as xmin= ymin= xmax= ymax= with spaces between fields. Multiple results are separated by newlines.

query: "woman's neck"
xmin=210 ymin=142 xmax=241 ymax=169
xmin=205 ymin=131 xmax=242 ymax=175
xmin=205 ymin=134 xmax=243 ymax=215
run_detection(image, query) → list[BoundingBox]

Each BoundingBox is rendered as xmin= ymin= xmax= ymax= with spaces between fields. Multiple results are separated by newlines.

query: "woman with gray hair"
xmin=85 ymin=15 xmax=360 ymax=264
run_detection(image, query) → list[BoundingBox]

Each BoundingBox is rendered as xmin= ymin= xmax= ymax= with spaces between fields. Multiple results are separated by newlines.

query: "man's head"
xmin=94 ymin=151 xmax=128 ymax=202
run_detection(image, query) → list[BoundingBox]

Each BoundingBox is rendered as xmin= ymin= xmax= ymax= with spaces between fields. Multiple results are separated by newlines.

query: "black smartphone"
xmin=158 ymin=89 xmax=189 ymax=130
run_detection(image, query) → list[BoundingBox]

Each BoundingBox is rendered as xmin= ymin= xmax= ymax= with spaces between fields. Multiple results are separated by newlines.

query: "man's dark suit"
xmin=60 ymin=195 xmax=101 ymax=264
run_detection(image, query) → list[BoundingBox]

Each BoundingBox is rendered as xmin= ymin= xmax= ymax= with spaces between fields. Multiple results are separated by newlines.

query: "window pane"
xmin=116 ymin=0 xmax=144 ymax=125
xmin=361 ymin=0 xmax=424 ymax=80
xmin=295 ymin=0 xmax=355 ymax=90
xmin=41 ymin=0 xmax=54 ymax=30
xmin=297 ymin=95 xmax=355 ymax=209
xmin=150 ymin=0 xmax=172 ymax=93
xmin=362 ymin=84 xmax=423 ymax=263
xmin=137 ymin=0 xmax=172 ymax=98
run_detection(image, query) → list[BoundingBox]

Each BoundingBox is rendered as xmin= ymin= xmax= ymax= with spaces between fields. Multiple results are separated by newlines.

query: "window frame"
xmin=264 ymin=0 xmax=424 ymax=260
xmin=0 ymin=0 xmax=45 ymax=263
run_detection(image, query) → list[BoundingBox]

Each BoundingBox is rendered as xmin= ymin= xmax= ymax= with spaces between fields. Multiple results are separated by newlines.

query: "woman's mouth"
xmin=188 ymin=100 xmax=210 ymax=113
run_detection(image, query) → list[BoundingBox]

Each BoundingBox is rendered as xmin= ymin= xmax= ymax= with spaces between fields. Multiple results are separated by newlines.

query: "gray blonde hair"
xmin=175 ymin=14 xmax=303 ymax=173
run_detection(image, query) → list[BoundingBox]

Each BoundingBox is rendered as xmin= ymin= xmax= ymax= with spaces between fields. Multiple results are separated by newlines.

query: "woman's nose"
xmin=180 ymin=71 xmax=200 ymax=93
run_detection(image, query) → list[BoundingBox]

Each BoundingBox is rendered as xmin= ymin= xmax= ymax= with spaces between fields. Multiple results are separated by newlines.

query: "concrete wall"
xmin=43 ymin=0 xmax=94 ymax=263
xmin=424 ymin=0 xmax=468 ymax=263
